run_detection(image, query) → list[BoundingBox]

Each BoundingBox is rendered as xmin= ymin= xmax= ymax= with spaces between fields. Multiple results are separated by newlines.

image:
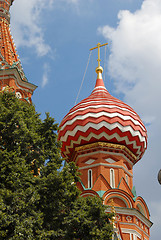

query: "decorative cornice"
xmin=79 ymin=163 xmax=133 ymax=177
xmin=121 ymin=224 xmax=149 ymax=238
xmin=75 ymin=149 xmax=133 ymax=167
xmin=74 ymin=142 xmax=137 ymax=163
xmin=105 ymin=206 xmax=153 ymax=228
xmin=0 ymin=68 xmax=37 ymax=92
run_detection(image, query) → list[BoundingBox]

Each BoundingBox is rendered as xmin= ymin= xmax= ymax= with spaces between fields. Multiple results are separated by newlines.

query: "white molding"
xmin=105 ymin=206 xmax=153 ymax=228
xmin=122 ymin=228 xmax=141 ymax=238
xmin=76 ymin=150 xmax=133 ymax=167
xmin=136 ymin=199 xmax=147 ymax=218
xmin=104 ymin=192 xmax=133 ymax=208
xmin=121 ymin=224 xmax=149 ymax=238
xmin=79 ymin=162 xmax=133 ymax=177
xmin=81 ymin=193 xmax=96 ymax=197
xmin=0 ymin=68 xmax=37 ymax=92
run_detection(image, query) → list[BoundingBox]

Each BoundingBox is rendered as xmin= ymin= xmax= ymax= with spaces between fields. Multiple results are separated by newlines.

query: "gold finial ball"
xmin=95 ymin=66 xmax=103 ymax=74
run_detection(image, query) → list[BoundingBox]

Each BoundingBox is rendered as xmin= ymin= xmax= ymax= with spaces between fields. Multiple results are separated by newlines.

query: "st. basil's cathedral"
xmin=58 ymin=43 xmax=153 ymax=240
xmin=1 ymin=1 xmax=152 ymax=240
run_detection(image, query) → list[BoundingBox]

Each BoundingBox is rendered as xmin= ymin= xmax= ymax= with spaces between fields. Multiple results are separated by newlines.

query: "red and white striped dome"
xmin=58 ymin=75 xmax=147 ymax=162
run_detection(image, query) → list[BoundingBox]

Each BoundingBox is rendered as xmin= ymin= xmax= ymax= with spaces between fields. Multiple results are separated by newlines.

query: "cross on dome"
xmin=90 ymin=42 xmax=108 ymax=79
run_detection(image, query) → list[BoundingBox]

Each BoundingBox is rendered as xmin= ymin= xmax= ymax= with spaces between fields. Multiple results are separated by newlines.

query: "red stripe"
xmin=58 ymin=78 xmax=147 ymax=161
xmin=60 ymin=126 xmax=146 ymax=155
xmin=59 ymin=117 xmax=146 ymax=140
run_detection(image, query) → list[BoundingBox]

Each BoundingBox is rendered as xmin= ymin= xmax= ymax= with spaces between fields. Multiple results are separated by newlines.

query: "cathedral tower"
xmin=58 ymin=43 xmax=152 ymax=239
xmin=0 ymin=0 xmax=37 ymax=102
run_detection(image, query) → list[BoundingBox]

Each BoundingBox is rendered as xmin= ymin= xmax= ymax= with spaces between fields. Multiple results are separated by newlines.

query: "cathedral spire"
xmin=0 ymin=0 xmax=37 ymax=102
xmin=0 ymin=0 xmax=14 ymax=24
xmin=0 ymin=0 xmax=19 ymax=67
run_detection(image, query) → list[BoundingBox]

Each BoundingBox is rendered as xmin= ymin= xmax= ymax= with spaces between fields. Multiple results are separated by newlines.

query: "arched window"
xmin=126 ymin=174 xmax=128 ymax=185
xmin=110 ymin=168 xmax=115 ymax=188
xmin=88 ymin=169 xmax=92 ymax=189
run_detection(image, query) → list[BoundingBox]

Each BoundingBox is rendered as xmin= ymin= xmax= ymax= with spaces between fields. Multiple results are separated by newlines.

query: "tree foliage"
xmin=65 ymin=196 xmax=113 ymax=240
xmin=0 ymin=92 xmax=113 ymax=239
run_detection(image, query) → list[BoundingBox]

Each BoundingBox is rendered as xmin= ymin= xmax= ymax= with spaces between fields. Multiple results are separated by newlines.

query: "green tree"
xmin=37 ymin=162 xmax=80 ymax=239
xmin=0 ymin=92 xmax=113 ymax=239
xmin=64 ymin=196 xmax=113 ymax=240
xmin=0 ymin=91 xmax=61 ymax=239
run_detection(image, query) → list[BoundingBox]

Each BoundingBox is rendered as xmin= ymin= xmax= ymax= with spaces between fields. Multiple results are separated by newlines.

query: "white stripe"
xmin=60 ymin=111 xmax=145 ymax=132
xmin=67 ymin=101 xmax=138 ymax=119
xmin=73 ymin=98 xmax=134 ymax=109
xmin=93 ymin=86 xmax=106 ymax=90
xmin=62 ymin=131 xmax=142 ymax=158
xmin=92 ymin=89 xmax=108 ymax=93
xmin=60 ymin=121 xmax=146 ymax=146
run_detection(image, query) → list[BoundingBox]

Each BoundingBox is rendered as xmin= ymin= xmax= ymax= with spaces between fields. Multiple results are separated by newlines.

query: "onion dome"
xmin=58 ymin=49 xmax=147 ymax=162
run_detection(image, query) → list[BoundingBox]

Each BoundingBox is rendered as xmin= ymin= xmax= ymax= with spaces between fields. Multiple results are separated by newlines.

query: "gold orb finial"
xmin=95 ymin=66 xmax=103 ymax=79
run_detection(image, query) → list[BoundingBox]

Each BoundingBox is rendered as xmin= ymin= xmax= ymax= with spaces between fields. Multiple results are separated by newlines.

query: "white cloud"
xmin=10 ymin=0 xmax=78 ymax=87
xmin=10 ymin=0 xmax=52 ymax=57
xmin=10 ymin=0 xmax=78 ymax=57
xmin=99 ymin=1 xmax=161 ymax=239
xmin=98 ymin=0 xmax=161 ymax=125
xmin=42 ymin=63 xmax=50 ymax=88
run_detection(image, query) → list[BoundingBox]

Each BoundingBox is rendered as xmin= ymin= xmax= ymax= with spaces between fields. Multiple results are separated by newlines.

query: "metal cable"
xmin=104 ymin=45 xmax=107 ymax=83
xmin=75 ymin=51 xmax=92 ymax=105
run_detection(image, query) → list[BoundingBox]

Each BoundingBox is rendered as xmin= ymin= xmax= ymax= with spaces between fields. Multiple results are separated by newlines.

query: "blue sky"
xmin=10 ymin=0 xmax=161 ymax=239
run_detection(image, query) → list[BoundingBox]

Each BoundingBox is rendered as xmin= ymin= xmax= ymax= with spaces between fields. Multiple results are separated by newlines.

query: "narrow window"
xmin=88 ymin=169 xmax=92 ymax=189
xmin=110 ymin=169 xmax=115 ymax=188
xmin=126 ymin=174 xmax=128 ymax=185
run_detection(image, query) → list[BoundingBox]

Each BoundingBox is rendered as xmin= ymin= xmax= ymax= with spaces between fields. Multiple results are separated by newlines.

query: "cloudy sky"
xmin=10 ymin=0 xmax=161 ymax=239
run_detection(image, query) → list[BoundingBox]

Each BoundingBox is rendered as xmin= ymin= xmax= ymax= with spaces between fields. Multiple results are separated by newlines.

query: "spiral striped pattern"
xmin=58 ymin=78 xmax=147 ymax=161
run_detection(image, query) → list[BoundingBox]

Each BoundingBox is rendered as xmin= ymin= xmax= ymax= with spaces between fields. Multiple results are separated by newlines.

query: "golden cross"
xmin=90 ymin=42 xmax=108 ymax=68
